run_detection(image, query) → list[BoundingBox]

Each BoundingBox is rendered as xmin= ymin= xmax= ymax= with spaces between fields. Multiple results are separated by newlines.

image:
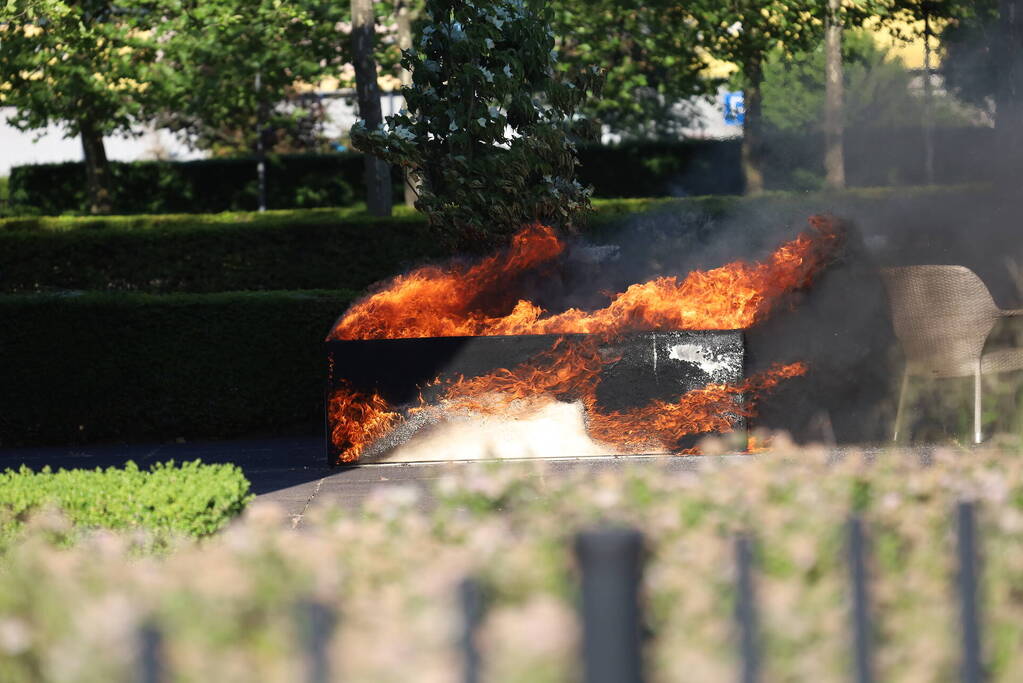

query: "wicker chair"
xmin=880 ymin=265 xmax=1023 ymax=443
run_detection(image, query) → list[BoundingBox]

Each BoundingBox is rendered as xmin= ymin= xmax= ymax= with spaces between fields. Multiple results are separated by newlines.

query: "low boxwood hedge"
xmin=0 ymin=290 xmax=356 ymax=447
xmin=0 ymin=460 xmax=253 ymax=548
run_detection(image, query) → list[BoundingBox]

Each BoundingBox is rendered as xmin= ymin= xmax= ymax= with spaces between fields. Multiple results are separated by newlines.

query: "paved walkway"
xmin=1 ymin=437 xmax=756 ymax=528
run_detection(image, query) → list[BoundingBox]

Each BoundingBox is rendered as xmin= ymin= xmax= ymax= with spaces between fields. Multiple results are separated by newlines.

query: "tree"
xmin=152 ymin=0 xmax=347 ymax=212
xmin=0 ymin=0 xmax=162 ymax=213
xmin=549 ymin=0 xmax=711 ymax=140
xmin=824 ymin=0 xmax=846 ymax=188
xmin=877 ymin=0 xmax=998 ymax=181
xmin=352 ymin=0 xmax=601 ymax=248
xmin=761 ymin=30 xmax=971 ymax=131
xmin=351 ymin=0 xmax=393 ymax=216
xmin=690 ymin=1 xmax=824 ymax=194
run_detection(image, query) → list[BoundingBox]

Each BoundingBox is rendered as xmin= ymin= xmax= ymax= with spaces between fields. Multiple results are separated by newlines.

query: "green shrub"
xmin=0 ymin=187 xmax=980 ymax=294
xmin=6 ymin=154 xmax=403 ymax=215
xmin=7 ymin=129 xmax=996 ymax=217
xmin=0 ymin=290 xmax=356 ymax=446
xmin=0 ymin=209 xmax=444 ymax=293
xmin=0 ymin=460 xmax=253 ymax=549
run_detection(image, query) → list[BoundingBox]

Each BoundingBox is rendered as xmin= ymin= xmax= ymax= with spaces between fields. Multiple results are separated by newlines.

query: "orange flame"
xmin=584 ymin=362 xmax=806 ymax=451
xmin=327 ymin=216 xmax=842 ymax=462
xmin=329 ymin=216 xmax=841 ymax=341
xmin=328 ymin=383 xmax=400 ymax=463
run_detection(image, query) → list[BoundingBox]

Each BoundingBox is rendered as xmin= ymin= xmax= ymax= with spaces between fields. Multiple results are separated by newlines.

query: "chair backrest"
xmin=879 ymin=265 xmax=1000 ymax=378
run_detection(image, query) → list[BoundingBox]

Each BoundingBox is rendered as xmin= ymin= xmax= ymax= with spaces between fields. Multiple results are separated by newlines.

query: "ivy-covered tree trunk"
xmin=352 ymin=0 xmax=393 ymax=217
xmin=79 ymin=118 xmax=112 ymax=215
xmin=741 ymin=54 xmax=766 ymax=195
xmin=824 ymin=0 xmax=846 ymax=190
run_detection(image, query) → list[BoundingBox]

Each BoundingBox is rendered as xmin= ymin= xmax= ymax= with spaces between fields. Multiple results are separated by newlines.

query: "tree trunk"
xmin=824 ymin=0 xmax=846 ymax=190
xmin=80 ymin=119 xmax=112 ymax=215
xmin=255 ymin=71 xmax=268 ymax=212
xmin=922 ymin=8 xmax=936 ymax=185
xmin=352 ymin=0 xmax=393 ymax=217
xmin=396 ymin=0 xmax=419 ymax=208
xmin=741 ymin=54 xmax=765 ymax=195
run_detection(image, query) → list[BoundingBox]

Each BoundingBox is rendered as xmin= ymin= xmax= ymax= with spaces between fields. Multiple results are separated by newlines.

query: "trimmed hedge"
xmin=7 ymin=154 xmax=405 ymax=216
xmin=0 ymin=209 xmax=444 ymax=294
xmin=0 ymin=290 xmax=356 ymax=447
xmin=0 ymin=460 xmax=253 ymax=548
xmin=6 ymin=128 xmax=996 ymax=215
xmin=0 ymin=189 xmax=976 ymax=295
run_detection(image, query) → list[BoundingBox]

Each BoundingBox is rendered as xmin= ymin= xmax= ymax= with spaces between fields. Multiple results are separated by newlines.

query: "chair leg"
xmin=974 ymin=361 xmax=983 ymax=445
xmin=893 ymin=371 xmax=910 ymax=443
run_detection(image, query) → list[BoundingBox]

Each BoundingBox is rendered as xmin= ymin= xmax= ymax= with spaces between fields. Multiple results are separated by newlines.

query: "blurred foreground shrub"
xmin=2 ymin=446 xmax=1023 ymax=681
xmin=0 ymin=460 xmax=252 ymax=551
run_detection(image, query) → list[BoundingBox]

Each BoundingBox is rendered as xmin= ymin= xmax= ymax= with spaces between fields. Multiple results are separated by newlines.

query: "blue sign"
xmin=723 ymin=91 xmax=745 ymax=126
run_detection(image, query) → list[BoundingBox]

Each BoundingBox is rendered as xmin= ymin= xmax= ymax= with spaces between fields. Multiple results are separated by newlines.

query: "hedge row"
xmin=6 ymin=127 xmax=996 ymax=215
xmin=0 ymin=460 xmax=253 ymax=549
xmin=6 ymin=154 xmax=407 ymax=216
xmin=0 ymin=200 xmax=677 ymax=294
xmin=0 ymin=290 xmax=356 ymax=447
xmin=0 ymin=189 xmax=972 ymax=295
xmin=0 ymin=210 xmax=444 ymax=294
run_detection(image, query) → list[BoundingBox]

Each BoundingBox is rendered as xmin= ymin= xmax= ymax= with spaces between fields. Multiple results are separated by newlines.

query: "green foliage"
xmin=0 ymin=209 xmax=442 ymax=293
xmin=6 ymin=155 xmax=379 ymax=215
xmin=762 ymin=30 xmax=977 ymax=132
xmin=0 ymin=0 xmax=162 ymax=138
xmin=353 ymin=0 xmax=602 ymax=247
xmin=149 ymin=0 xmax=349 ymax=155
xmin=550 ymin=0 xmax=712 ymax=139
xmin=0 ymin=461 xmax=253 ymax=549
xmin=690 ymin=0 xmax=824 ymax=78
xmin=0 ymin=290 xmax=356 ymax=446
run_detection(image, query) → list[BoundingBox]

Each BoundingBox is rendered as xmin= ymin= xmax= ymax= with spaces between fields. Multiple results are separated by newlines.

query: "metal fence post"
xmin=847 ymin=516 xmax=875 ymax=683
xmin=137 ymin=622 xmax=164 ymax=683
xmin=734 ymin=533 xmax=760 ymax=683
xmin=575 ymin=527 xmax=645 ymax=683
xmin=296 ymin=600 xmax=336 ymax=683
xmin=459 ymin=578 xmax=484 ymax=683
xmin=957 ymin=501 xmax=984 ymax=683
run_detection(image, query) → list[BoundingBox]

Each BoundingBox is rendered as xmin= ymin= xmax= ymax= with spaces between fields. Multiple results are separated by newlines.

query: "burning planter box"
xmin=325 ymin=330 xmax=745 ymax=465
xmin=322 ymin=219 xmax=840 ymax=465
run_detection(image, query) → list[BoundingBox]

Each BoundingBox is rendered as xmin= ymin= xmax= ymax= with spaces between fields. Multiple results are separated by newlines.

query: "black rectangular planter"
xmin=325 ymin=330 xmax=744 ymax=465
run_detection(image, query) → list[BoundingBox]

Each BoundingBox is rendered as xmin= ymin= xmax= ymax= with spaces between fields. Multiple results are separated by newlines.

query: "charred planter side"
xmin=325 ymin=330 xmax=744 ymax=465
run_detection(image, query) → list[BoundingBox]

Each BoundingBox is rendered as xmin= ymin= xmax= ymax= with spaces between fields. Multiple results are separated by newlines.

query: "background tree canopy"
xmin=762 ymin=29 xmax=976 ymax=132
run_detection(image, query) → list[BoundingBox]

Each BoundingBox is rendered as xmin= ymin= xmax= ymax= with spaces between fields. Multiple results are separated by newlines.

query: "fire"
xmin=329 ymin=223 xmax=563 ymax=341
xmin=327 ymin=382 xmax=400 ymax=463
xmin=584 ymin=362 xmax=806 ymax=451
xmin=326 ymin=216 xmax=843 ymax=462
xmin=329 ymin=215 xmax=841 ymax=341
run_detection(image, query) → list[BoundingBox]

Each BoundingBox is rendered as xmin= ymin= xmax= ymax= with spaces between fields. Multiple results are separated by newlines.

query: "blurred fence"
xmin=132 ymin=501 xmax=988 ymax=683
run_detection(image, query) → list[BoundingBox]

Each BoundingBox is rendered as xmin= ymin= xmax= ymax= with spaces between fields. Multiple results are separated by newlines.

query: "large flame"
xmin=329 ymin=215 xmax=841 ymax=341
xmin=327 ymin=216 xmax=842 ymax=463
